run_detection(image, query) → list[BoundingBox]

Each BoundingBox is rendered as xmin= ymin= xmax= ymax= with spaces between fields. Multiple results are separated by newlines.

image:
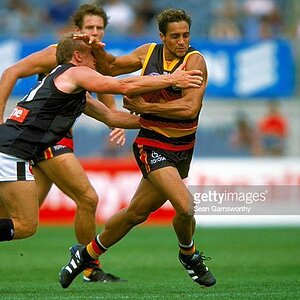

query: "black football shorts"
xmin=133 ymin=143 xmax=193 ymax=179
xmin=30 ymin=144 xmax=73 ymax=165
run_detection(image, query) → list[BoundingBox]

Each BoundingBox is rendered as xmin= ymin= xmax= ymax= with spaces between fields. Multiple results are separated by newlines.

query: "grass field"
xmin=0 ymin=225 xmax=299 ymax=300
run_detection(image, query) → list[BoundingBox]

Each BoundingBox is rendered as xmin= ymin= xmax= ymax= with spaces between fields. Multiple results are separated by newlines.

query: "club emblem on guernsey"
xmin=149 ymin=72 xmax=160 ymax=76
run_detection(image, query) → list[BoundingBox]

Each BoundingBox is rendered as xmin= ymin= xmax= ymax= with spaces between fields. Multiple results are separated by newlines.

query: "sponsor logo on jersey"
xmin=8 ymin=106 xmax=29 ymax=123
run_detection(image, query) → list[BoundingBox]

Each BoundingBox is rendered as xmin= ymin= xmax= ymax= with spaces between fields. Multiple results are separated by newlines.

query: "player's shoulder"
xmin=69 ymin=64 xmax=97 ymax=76
xmin=132 ymin=43 xmax=155 ymax=63
xmin=32 ymin=44 xmax=57 ymax=60
xmin=185 ymin=47 xmax=206 ymax=63
xmin=187 ymin=46 xmax=204 ymax=57
xmin=134 ymin=43 xmax=155 ymax=54
xmin=44 ymin=44 xmax=58 ymax=53
xmin=48 ymin=43 xmax=58 ymax=49
xmin=183 ymin=49 xmax=207 ymax=73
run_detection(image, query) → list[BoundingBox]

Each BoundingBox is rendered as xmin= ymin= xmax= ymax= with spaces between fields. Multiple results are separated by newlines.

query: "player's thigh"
xmin=0 ymin=188 xmax=9 ymax=218
xmin=32 ymin=165 xmax=53 ymax=205
xmin=147 ymin=166 xmax=193 ymax=214
xmin=36 ymin=153 xmax=95 ymax=198
xmin=127 ymin=177 xmax=167 ymax=216
xmin=0 ymin=181 xmax=38 ymax=222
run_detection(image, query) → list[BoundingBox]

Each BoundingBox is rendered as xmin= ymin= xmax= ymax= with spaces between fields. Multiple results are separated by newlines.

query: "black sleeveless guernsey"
xmin=0 ymin=63 xmax=86 ymax=159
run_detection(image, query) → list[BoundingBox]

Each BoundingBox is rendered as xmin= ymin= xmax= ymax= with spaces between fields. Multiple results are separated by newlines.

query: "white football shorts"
xmin=0 ymin=152 xmax=34 ymax=181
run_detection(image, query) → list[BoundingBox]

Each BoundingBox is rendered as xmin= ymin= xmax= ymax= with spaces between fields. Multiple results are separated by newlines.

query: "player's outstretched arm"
xmin=66 ymin=64 xmax=202 ymax=97
xmin=84 ymin=93 xmax=140 ymax=129
xmin=74 ymin=33 xmax=149 ymax=76
xmin=0 ymin=45 xmax=57 ymax=123
xmin=96 ymin=94 xmax=126 ymax=146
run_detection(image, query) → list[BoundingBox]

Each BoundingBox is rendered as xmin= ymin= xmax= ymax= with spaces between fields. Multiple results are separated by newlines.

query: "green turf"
xmin=0 ymin=225 xmax=299 ymax=299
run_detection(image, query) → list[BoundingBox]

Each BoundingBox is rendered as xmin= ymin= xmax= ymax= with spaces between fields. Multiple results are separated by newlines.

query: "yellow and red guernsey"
xmin=135 ymin=43 xmax=201 ymax=151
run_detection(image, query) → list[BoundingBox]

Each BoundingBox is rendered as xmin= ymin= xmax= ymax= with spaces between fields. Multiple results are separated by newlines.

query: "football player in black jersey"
xmin=0 ymin=4 xmax=126 ymax=283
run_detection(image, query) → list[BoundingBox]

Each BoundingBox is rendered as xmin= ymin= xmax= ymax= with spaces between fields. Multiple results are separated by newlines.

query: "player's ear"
xmin=159 ymin=32 xmax=165 ymax=42
xmin=74 ymin=51 xmax=82 ymax=63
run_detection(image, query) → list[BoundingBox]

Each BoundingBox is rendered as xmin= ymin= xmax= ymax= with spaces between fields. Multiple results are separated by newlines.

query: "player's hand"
xmin=172 ymin=62 xmax=204 ymax=89
xmin=85 ymin=91 xmax=94 ymax=100
xmin=123 ymin=95 xmax=145 ymax=115
xmin=73 ymin=33 xmax=106 ymax=48
xmin=109 ymin=128 xmax=126 ymax=146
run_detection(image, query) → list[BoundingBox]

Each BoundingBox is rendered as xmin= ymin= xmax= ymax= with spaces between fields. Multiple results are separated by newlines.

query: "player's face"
xmin=80 ymin=46 xmax=97 ymax=70
xmin=160 ymin=21 xmax=190 ymax=60
xmin=79 ymin=15 xmax=105 ymax=41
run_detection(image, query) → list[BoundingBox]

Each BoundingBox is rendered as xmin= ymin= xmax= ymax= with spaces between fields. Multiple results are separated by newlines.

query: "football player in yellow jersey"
xmin=60 ymin=8 xmax=216 ymax=288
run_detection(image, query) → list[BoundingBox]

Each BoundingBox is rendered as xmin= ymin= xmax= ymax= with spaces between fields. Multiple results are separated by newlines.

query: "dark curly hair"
xmin=157 ymin=8 xmax=191 ymax=35
xmin=72 ymin=3 xmax=109 ymax=29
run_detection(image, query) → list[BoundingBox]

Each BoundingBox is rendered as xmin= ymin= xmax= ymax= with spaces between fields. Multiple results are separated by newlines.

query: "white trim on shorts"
xmin=0 ymin=152 xmax=34 ymax=181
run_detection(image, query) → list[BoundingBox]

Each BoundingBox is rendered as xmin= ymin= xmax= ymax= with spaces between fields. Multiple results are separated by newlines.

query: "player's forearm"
xmin=85 ymin=97 xmax=140 ymax=129
xmin=139 ymin=100 xmax=202 ymax=119
xmin=106 ymin=110 xmax=140 ymax=129
xmin=97 ymin=94 xmax=116 ymax=109
xmin=94 ymin=48 xmax=118 ymax=76
xmin=120 ymin=74 xmax=178 ymax=95
xmin=95 ymin=54 xmax=135 ymax=77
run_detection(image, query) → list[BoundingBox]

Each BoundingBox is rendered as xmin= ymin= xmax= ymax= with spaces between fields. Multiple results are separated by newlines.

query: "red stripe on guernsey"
xmin=140 ymin=118 xmax=198 ymax=130
xmin=43 ymin=147 xmax=53 ymax=160
xmin=135 ymin=137 xmax=194 ymax=151
xmin=57 ymin=137 xmax=74 ymax=150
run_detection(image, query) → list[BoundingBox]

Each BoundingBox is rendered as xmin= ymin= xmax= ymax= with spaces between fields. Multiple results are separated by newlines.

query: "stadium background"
xmin=0 ymin=0 xmax=299 ymax=226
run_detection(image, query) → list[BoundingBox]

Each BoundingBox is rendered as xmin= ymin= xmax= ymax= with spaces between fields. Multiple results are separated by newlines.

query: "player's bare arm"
xmin=96 ymin=93 xmax=126 ymax=146
xmin=123 ymin=54 xmax=207 ymax=119
xmin=85 ymin=93 xmax=140 ymax=129
xmin=57 ymin=65 xmax=202 ymax=96
xmin=0 ymin=45 xmax=57 ymax=123
xmin=93 ymin=43 xmax=150 ymax=76
xmin=97 ymin=93 xmax=116 ymax=108
xmin=74 ymin=33 xmax=149 ymax=75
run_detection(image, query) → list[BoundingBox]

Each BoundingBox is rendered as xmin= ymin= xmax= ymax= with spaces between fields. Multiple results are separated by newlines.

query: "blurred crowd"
xmin=229 ymin=101 xmax=288 ymax=156
xmin=0 ymin=0 xmax=299 ymax=41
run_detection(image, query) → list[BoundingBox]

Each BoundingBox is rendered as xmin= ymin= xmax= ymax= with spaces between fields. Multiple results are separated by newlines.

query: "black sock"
xmin=81 ymin=247 xmax=95 ymax=263
xmin=0 ymin=219 xmax=15 ymax=241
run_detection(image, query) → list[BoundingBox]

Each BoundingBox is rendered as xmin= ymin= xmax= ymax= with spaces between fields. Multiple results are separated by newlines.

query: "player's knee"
xmin=17 ymin=220 xmax=38 ymax=238
xmin=173 ymin=212 xmax=194 ymax=225
xmin=175 ymin=203 xmax=194 ymax=220
xmin=76 ymin=190 xmax=98 ymax=212
xmin=125 ymin=209 xmax=150 ymax=225
xmin=85 ymin=193 xmax=99 ymax=210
